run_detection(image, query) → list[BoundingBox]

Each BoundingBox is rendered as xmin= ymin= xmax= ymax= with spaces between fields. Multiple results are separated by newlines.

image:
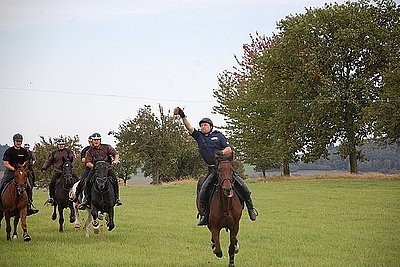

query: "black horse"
xmin=52 ymin=158 xmax=78 ymax=232
xmin=90 ymin=160 xmax=116 ymax=232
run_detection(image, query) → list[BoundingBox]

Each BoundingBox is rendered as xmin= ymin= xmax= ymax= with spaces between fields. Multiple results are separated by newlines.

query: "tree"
xmin=114 ymin=104 xmax=204 ymax=184
xmin=214 ymin=0 xmax=400 ymax=175
xmin=33 ymin=135 xmax=83 ymax=187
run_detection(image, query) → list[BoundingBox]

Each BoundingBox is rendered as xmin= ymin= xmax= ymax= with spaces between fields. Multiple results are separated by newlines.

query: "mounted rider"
xmin=0 ymin=133 xmax=39 ymax=215
xmin=78 ymin=133 xmax=122 ymax=209
xmin=42 ymin=138 xmax=75 ymax=206
xmin=174 ymin=107 xmax=258 ymax=226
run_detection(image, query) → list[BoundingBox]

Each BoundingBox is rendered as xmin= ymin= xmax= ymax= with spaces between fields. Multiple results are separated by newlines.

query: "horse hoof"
xmin=12 ymin=235 xmax=18 ymax=239
xmin=107 ymin=224 xmax=115 ymax=231
xmin=215 ymin=252 xmax=223 ymax=258
xmin=24 ymin=235 xmax=31 ymax=242
xmin=51 ymin=215 xmax=56 ymax=221
xmin=74 ymin=223 xmax=81 ymax=228
xmin=94 ymin=228 xmax=100 ymax=234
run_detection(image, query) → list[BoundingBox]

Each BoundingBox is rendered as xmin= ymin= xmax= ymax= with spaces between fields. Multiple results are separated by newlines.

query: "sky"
xmin=0 ymin=0 xmax=353 ymax=147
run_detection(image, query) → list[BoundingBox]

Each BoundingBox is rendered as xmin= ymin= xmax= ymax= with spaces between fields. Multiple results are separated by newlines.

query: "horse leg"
xmin=20 ymin=210 xmax=31 ymax=242
xmin=58 ymin=206 xmax=64 ymax=232
xmin=228 ymin=227 xmax=239 ymax=267
xmin=5 ymin=213 xmax=11 ymax=241
xmin=91 ymin=207 xmax=100 ymax=234
xmin=72 ymin=202 xmax=81 ymax=228
xmin=52 ymin=204 xmax=57 ymax=221
xmin=107 ymin=208 xmax=115 ymax=231
xmin=69 ymin=203 xmax=76 ymax=224
xmin=84 ymin=209 xmax=92 ymax=237
xmin=12 ymin=215 xmax=19 ymax=239
xmin=211 ymin=228 xmax=223 ymax=258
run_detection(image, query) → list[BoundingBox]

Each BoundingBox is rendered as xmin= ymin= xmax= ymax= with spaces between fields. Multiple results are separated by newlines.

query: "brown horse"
xmin=0 ymin=162 xmax=31 ymax=241
xmin=207 ymin=154 xmax=243 ymax=267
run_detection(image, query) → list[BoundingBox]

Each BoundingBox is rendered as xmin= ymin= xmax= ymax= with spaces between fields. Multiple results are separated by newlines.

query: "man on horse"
xmin=174 ymin=107 xmax=258 ymax=226
xmin=24 ymin=143 xmax=37 ymax=187
xmin=42 ymin=138 xmax=75 ymax=206
xmin=0 ymin=133 xmax=39 ymax=215
xmin=78 ymin=133 xmax=122 ymax=209
xmin=71 ymin=135 xmax=93 ymax=203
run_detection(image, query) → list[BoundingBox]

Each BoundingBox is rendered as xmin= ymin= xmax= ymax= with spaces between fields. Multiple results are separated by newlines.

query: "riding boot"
xmin=79 ymin=182 xmax=91 ymax=210
xmin=46 ymin=176 xmax=56 ymax=206
xmin=197 ymin=174 xmax=215 ymax=226
xmin=197 ymin=201 xmax=209 ymax=226
xmin=26 ymin=186 xmax=39 ymax=216
xmin=234 ymin=174 xmax=258 ymax=221
xmin=113 ymin=179 xmax=123 ymax=206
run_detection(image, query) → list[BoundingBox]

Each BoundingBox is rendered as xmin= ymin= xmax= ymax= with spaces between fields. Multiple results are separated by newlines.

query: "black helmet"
xmin=92 ymin=133 xmax=101 ymax=140
xmin=88 ymin=135 xmax=93 ymax=141
xmin=13 ymin=133 xmax=23 ymax=141
xmin=24 ymin=143 xmax=30 ymax=148
xmin=57 ymin=139 xmax=66 ymax=145
xmin=199 ymin=118 xmax=213 ymax=127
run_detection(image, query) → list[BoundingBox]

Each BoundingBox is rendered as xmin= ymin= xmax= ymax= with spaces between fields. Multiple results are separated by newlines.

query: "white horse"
xmin=69 ymin=181 xmax=107 ymax=237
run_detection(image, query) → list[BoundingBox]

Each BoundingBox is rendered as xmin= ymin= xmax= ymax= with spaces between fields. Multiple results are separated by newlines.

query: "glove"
xmin=173 ymin=107 xmax=186 ymax=118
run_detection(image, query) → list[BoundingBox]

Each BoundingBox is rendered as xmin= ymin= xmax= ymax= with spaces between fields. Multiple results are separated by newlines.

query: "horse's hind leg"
xmin=69 ymin=203 xmax=75 ymax=223
xmin=20 ymin=213 xmax=31 ymax=242
xmin=107 ymin=209 xmax=115 ymax=231
xmin=5 ymin=214 xmax=12 ymax=241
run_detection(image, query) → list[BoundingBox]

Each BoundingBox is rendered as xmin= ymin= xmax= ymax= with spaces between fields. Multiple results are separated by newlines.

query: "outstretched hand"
xmin=173 ymin=107 xmax=186 ymax=118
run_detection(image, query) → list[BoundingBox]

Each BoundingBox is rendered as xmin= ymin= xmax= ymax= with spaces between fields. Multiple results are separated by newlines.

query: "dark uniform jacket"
xmin=85 ymin=144 xmax=117 ymax=165
xmin=43 ymin=148 xmax=75 ymax=173
xmin=191 ymin=129 xmax=229 ymax=166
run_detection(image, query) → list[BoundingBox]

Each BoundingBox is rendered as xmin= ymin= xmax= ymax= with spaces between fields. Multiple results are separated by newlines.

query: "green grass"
xmin=0 ymin=178 xmax=399 ymax=266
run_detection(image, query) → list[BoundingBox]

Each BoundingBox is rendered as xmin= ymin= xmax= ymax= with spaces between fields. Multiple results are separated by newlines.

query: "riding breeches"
xmin=49 ymin=172 xmax=62 ymax=198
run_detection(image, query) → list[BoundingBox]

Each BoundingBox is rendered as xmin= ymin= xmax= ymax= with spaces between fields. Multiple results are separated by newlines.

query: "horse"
xmin=0 ymin=162 xmax=31 ymax=241
xmin=206 ymin=154 xmax=243 ymax=267
xmin=69 ymin=181 xmax=107 ymax=237
xmin=90 ymin=160 xmax=115 ymax=232
xmin=51 ymin=157 xmax=78 ymax=232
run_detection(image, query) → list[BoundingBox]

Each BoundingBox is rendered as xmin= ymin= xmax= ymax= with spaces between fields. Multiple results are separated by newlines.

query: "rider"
xmin=174 ymin=107 xmax=258 ymax=226
xmin=78 ymin=133 xmax=122 ymax=209
xmin=71 ymin=135 xmax=93 ymax=203
xmin=41 ymin=138 xmax=75 ymax=205
xmin=24 ymin=143 xmax=37 ymax=187
xmin=0 ymin=134 xmax=39 ymax=215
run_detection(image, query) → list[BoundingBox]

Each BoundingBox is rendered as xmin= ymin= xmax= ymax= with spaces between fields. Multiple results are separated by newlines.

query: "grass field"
xmin=0 ymin=176 xmax=399 ymax=266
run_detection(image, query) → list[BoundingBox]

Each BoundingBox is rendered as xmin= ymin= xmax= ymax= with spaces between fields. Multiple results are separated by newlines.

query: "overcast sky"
xmin=0 ymin=0 xmax=352 ymax=147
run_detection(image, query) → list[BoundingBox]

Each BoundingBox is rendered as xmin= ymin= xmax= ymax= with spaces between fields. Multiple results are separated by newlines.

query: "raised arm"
xmin=174 ymin=107 xmax=194 ymax=134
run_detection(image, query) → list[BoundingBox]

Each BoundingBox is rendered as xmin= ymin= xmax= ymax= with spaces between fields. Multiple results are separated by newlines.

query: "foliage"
xmin=214 ymin=0 xmax=400 ymax=175
xmin=0 ymin=144 xmax=9 ymax=171
xmin=114 ymin=104 xmax=205 ymax=184
xmin=33 ymin=135 xmax=83 ymax=187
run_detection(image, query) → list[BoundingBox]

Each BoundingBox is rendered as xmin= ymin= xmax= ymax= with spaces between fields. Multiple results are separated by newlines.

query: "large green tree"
xmin=114 ymin=104 xmax=204 ymax=184
xmin=214 ymin=0 xmax=400 ymax=175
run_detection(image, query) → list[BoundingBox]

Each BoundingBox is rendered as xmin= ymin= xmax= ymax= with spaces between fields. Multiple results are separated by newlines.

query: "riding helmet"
xmin=92 ymin=133 xmax=101 ymax=140
xmin=199 ymin=118 xmax=213 ymax=127
xmin=24 ymin=143 xmax=30 ymax=148
xmin=88 ymin=135 xmax=93 ymax=141
xmin=13 ymin=133 xmax=23 ymax=141
xmin=57 ymin=139 xmax=66 ymax=145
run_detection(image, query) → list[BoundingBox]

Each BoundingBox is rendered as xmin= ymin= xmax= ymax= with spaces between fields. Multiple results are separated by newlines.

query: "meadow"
xmin=0 ymin=176 xmax=399 ymax=266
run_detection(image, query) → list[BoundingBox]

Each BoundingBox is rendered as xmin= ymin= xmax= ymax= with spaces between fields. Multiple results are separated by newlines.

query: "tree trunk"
xmin=349 ymin=151 xmax=358 ymax=174
xmin=282 ymin=160 xmax=290 ymax=176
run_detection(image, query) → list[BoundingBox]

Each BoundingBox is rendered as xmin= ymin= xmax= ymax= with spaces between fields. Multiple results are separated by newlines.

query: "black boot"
xmin=197 ymin=202 xmax=209 ymax=226
xmin=27 ymin=202 xmax=39 ymax=216
xmin=46 ymin=176 xmax=56 ymax=206
xmin=234 ymin=174 xmax=258 ymax=221
xmin=113 ymin=179 xmax=123 ymax=206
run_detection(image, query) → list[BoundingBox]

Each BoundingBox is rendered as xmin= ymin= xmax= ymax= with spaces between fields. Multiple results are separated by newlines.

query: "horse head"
xmin=215 ymin=153 xmax=234 ymax=198
xmin=61 ymin=157 xmax=74 ymax=185
xmin=14 ymin=162 xmax=29 ymax=196
xmin=94 ymin=160 xmax=111 ymax=192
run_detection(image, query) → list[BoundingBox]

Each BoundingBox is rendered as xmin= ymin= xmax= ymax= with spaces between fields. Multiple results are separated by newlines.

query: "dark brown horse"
xmin=0 ymin=162 xmax=31 ymax=241
xmin=207 ymin=154 xmax=243 ymax=267
xmin=52 ymin=158 xmax=78 ymax=232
